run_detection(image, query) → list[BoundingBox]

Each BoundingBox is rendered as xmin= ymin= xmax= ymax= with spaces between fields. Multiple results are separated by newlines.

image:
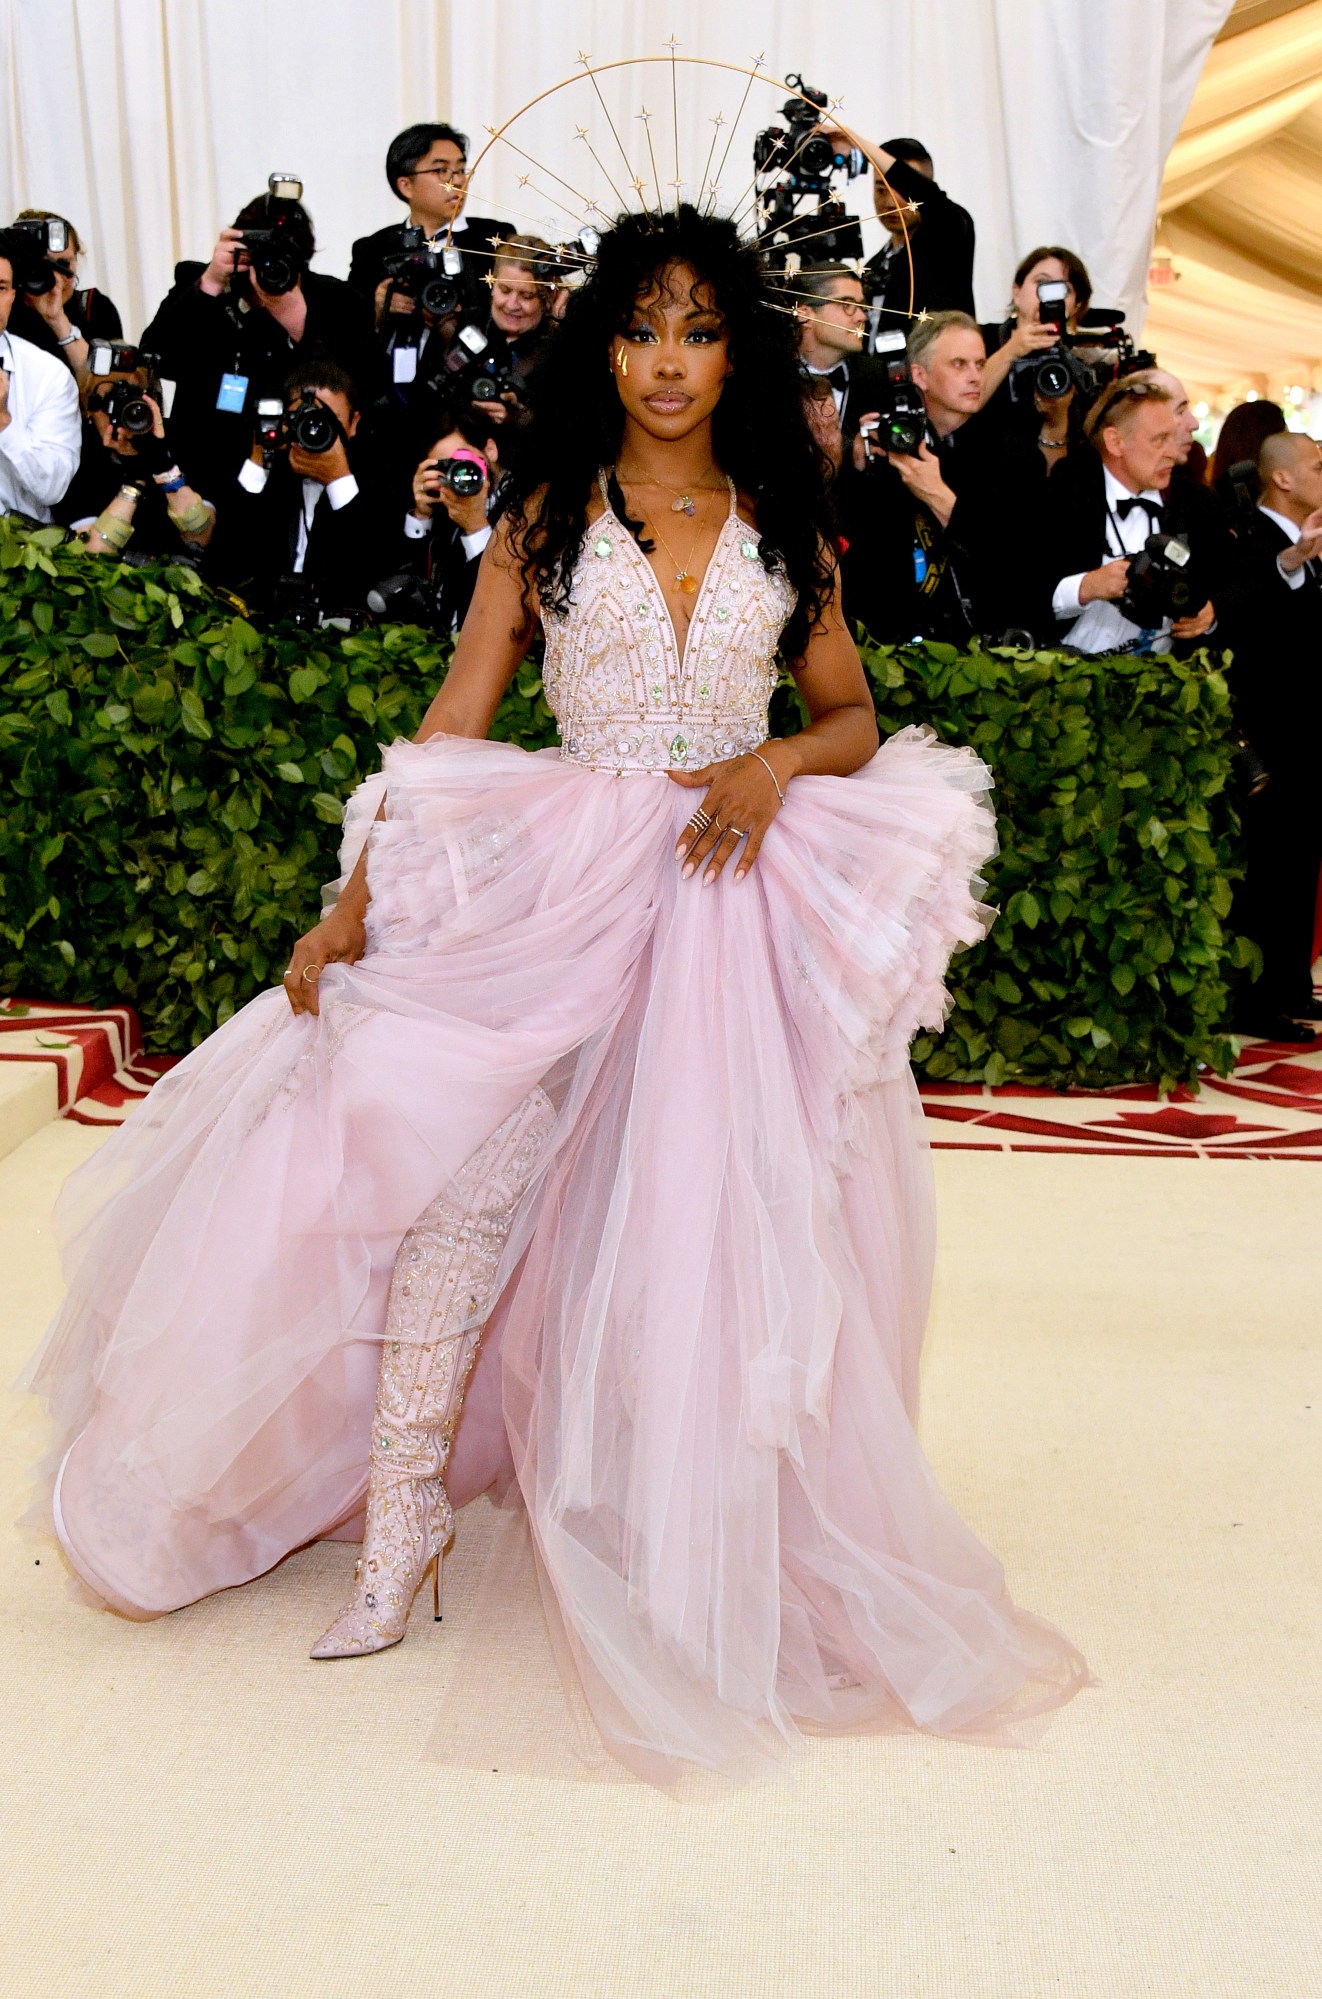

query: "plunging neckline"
xmin=594 ymin=474 xmax=749 ymax=677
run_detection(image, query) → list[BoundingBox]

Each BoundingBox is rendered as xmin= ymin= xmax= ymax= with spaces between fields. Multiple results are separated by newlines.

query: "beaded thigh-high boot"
xmin=310 ymin=1087 xmax=555 ymax=1659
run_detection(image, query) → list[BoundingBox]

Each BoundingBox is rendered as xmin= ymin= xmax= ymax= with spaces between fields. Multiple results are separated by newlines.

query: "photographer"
xmin=794 ymin=265 xmax=888 ymax=452
xmin=349 ymin=124 xmax=514 ymax=319
xmin=1044 ymin=375 xmax=1217 ymax=654
xmin=838 ymin=310 xmax=1042 ymax=644
xmin=863 ymin=139 xmax=976 ymax=330
xmin=56 ymin=347 xmax=215 ymax=560
xmin=139 ymin=182 xmax=383 ymax=502
xmin=10 ymin=210 xmax=123 ymax=383
xmin=212 ymin=358 xmax=394 ymax=618
xmin=370 ymin=404 xmax=502 ymax=633
xmin=0 ymin=227 xmax=81 ymax=520
xmin=1220 ymin=431 xmax=1322 ymax=1042
xmin=979 ymin=246 xmax=1093 ymax=469
xmin=437 ymin=235 xmax=554 ymax=425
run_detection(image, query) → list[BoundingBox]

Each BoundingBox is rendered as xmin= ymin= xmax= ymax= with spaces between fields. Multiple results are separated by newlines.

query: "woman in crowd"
xmin=979 ymin=244 xmax=1094 ymax=470
xmin=13 ymin=208 xmax=124 ymax=380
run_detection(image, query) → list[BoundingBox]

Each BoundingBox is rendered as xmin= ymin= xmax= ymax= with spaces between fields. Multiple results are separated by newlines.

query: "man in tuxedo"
xmin=1043 ymin=374 xmax=1217 ymax=653
xmin=213 ymin=358 xmax=395 ymax=619
xmin=348 ymin=123 xmax=513 ymax=321
xmin=837 ymin=310 xmax=1043 ymax=645
xmin=1220 ymin=430 xmax=1322 ymax=1041
xmin=795 ymin=265 xmax=889 ymax=449
xmin=864 ymin=139 xmax=976 ymax=332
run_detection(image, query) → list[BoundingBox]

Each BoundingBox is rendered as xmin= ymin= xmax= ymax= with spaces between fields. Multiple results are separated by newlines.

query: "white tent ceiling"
xmin=1145 ymin=0 xmax=1322 ymax=402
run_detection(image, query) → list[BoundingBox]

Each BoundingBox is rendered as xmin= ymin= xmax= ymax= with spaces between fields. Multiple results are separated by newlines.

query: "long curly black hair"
xmin=497 ymin=204 xmax=836 ymax=665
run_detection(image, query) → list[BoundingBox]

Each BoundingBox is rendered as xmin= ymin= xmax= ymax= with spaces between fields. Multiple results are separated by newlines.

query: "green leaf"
xmin=277 ymin=761 xmax=304 ymax=783
xmin=81 ymin=631 xmax=120 ymax=658
xmin=311 ymin=792 xmax=345 ymax=824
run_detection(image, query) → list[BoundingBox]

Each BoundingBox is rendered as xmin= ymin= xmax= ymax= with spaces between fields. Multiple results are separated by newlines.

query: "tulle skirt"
xmin=25 ymin=725 xmax=1091 ymax=1778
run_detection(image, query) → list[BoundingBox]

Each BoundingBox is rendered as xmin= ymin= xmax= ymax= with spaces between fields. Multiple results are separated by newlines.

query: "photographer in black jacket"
xmin=211 ymin=357 xmax=394 ymax=619
xmin=370 ymin=402 xmax=504 ymax=634
xmin=864 ymin=138 xmax=976 ymax=329
xmin=794 ymin=265 xmax=890 ymax=453
xmin=1043 ymin=374 xmax=1218 ymax=654
xmin=57 ymin=345 xmax=215 ymax=562
xmin=139 ymin=181 xmax=383 ymax=505
xmin=1220 ymin=430 xmax=1322 ymax=1042
xmin=838 ymin=310 xmax=1042 ymax=645
xmin=348 ymin=124 xmax=513 ymax=321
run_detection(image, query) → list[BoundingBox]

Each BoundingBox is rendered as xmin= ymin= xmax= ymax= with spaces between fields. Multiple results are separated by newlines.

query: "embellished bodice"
xmin=542 ymin=479 xmax=796 ymax=775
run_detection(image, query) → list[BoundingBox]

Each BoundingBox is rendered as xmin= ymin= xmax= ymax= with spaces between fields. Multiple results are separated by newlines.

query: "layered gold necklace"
xmin=617 ymin=466 xmax=723 ymax=594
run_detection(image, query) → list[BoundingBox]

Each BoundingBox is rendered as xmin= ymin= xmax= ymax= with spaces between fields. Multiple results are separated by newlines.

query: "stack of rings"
xmin=282 ymin=965 xmax=320 ymax=984
xmin=688 ymin=807 xmax=714 ymax=835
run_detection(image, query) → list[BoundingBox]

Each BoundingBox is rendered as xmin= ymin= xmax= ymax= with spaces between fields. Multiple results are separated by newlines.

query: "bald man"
xmin=1221 ymin=429 xmax=1322 ymax=1040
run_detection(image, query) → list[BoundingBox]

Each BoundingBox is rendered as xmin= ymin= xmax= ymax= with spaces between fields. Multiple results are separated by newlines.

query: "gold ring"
xmin=301 ymin=966 xmax=320 ymax=983
xmin=689 ymin=808 xmax=713 ymax=832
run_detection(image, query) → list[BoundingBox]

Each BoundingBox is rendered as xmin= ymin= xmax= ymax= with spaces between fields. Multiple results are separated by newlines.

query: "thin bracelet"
xmin=748 ymin=748 xmax=786 ymax=806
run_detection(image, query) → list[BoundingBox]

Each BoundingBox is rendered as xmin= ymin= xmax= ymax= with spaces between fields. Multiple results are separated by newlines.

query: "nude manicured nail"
xmin=682 ymin=862 xmax=695 ymax=880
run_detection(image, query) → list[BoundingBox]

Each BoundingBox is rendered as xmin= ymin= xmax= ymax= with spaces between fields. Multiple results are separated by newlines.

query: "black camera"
xmin=532 ymin=228 xmax=600 ymax=291
xmin=240 ymin=172 xmax=307 ymax=295
xmin=87 ymin=379 xmax=156 ymax=436
xmin=427 ymin=453 xmax=488 ymax=498
xmin=469 ymin=365 xmax=520 ymax=404
xmin=858 ymin=331 xmax=929 ymax=458
xmin=381 ymin=225 xmax=463 ymax=318
xmin=366 ymin=571 xmax=437 ymax=624
xmin=1118 ymin=533 xmax=1202 ymax=627
xmin=753 ymin=73 xmax=866 ymax=270
xmin=284 ymin=392 xmax=344 ymax=455
xmin=10 ymin=215 xmax=73 ymax=296
xmin=1010 ymin=291 xmax=1156 ymax=409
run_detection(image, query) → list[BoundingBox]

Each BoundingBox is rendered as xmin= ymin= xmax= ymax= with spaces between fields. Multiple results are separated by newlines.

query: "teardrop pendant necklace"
xmin=623 ymin=481 xmax=712 ymax=594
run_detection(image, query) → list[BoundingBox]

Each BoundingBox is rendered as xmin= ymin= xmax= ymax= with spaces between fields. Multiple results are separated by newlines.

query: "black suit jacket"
xmin=1219 ymin=510 xmax=1322 ymax=776
xmin=397 ymin=513 xmax=487 ymax=633
xmin=839 ymin=409 xmax=1044 ymax=645
xmin=1040 ymin=451 xmax=1229 ymax=645
xmin=864 ymin=156 xmax=976 ymax=324
xmin=139 ymin=266 xmax=386 ymax=502
xmin=347 ymin=216 xmax=515 ymax=315
xmin=210 ymin=441 xmax=397 ymax=617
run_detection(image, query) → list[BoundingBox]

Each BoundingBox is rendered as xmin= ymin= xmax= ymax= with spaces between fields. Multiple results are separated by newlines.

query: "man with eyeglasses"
xmin=794 ymin=266 xmax=888 ymax=456
xmin=0 ymin=227 xmax=81 ymax=521
xmin=348 ymin=124 xmax=513 ymax=321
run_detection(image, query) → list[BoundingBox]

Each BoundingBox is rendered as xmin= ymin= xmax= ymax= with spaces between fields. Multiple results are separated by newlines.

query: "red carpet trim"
xmin=5 ymin=996 xmax=1320 ymax=1159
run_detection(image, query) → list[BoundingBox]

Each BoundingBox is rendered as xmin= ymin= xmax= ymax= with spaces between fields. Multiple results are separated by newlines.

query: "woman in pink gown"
xmin=27 ymin=206 xmax=1090 ymax=1781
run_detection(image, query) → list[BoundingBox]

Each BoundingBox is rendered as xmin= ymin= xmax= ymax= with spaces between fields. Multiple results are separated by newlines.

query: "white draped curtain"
xmin=2 ymin=0 xmax=1226 ymax=353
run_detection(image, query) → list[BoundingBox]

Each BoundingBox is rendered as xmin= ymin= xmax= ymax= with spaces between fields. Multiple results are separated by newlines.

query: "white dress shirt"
xmin=1258 ymin=504 xmax=1309 ymax=591
xmin=403 ymin=509 xmax=492 ymax=562
xmin=0 ymin=329 xmax=81 ymax=520
xmin=1052 ymin=465 xmax=1170 ymax=655
xmin=236 ymin=457 xmax=358 ymax=572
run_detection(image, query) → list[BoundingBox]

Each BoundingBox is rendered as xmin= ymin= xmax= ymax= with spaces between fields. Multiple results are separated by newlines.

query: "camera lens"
xmin=1035 ymin=356 xmax=1073 ymax=400
xmin=470 ymin=376 xmax=499 ymax=402
xmin=119 ymin=395 xmax=155 ymax=436
xmin=254 ymin=251 xmax=298 ymax=295
xmin=419 ymin=275 xmax=460 ymax=317
xmin=440 ymin=458 xmax=485 ymax=498
xmin=798 ymin=134 xmax=836 ymax=178
xmin=290 ymin=402 xmax=337 ymax=453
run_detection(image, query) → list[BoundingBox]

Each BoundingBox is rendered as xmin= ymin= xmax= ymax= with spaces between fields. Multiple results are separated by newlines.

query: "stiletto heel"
xmin=433 ymin=1552 xmax=443 ymax=1622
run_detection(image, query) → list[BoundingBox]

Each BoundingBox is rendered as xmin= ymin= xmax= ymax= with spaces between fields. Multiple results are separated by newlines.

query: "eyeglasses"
xmin=829 ymin=299 xmax=867 ymax=317
xmin=408 ymin=167 xmax=466 ymax=186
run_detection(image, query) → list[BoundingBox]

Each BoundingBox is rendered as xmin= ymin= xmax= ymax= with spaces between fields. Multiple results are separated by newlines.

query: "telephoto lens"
xmin=367 ymin=572 xmax=434 ymax=621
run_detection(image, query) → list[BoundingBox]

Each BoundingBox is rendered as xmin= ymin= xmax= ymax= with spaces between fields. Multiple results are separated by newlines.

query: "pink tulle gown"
xmin=27 ymin=483 xmax=1090 ymax=1779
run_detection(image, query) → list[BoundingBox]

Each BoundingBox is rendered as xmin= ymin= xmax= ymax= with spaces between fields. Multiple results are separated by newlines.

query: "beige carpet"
xmin=2 ymin=1121 xmax=1319 ymax=1999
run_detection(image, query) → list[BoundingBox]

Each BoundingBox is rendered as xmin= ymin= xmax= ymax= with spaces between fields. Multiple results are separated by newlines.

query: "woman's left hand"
xmin=669 ymin=745 xmax=792 ymax=885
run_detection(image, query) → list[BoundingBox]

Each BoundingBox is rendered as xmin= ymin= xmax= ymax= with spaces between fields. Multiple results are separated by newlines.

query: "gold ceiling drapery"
xmin=1147 ymin=0 xmax=1322 ymax=402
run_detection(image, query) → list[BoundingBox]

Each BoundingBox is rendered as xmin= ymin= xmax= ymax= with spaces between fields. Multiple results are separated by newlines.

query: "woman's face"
xmin=609 ymin=260 xmax=732 ymax=441
xmin=1012 ymin=256 xmax=1076 ymax=324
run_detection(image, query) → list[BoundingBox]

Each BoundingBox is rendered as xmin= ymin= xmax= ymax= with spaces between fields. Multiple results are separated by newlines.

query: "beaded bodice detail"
xmin=542 ymin=477 xmax=796 ymax=775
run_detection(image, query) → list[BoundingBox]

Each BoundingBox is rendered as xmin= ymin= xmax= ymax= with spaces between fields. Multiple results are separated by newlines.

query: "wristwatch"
xmin=56 ymin=329 xmax=80 ymax=347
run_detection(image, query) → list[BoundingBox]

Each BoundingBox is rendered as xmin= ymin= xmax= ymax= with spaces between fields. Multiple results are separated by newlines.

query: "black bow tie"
xmin=816 ymin=364 xmax=849 ymax=392
xmin=1117 ymin=494 xmax=1164 ymax=522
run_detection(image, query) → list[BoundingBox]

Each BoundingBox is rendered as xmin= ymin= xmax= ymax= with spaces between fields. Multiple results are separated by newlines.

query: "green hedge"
xmin=0 ymin=517 xmax=1250 ymax=1088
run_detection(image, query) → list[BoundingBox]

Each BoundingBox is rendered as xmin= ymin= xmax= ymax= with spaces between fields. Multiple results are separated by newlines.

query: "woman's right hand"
xmin=282 ymin=903 xmax=367 ymax=1017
